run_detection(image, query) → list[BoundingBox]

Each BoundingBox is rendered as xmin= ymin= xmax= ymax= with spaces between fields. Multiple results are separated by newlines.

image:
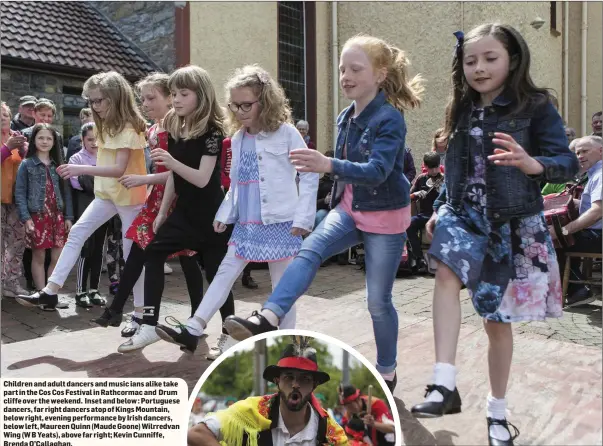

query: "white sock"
xmin=41 ymin=286 xmax=57 ymax=296
xmin=186 ymin=316 xmax=205 ymax=337
xmin=425 ymin=362 xmax=457 ymax=403
xmin=380 ymin=371 xmax=395 ymax=381
xmin=133 ymin=311 xmax=143 ymax=320
xmin=248 ymin=309 xmax=279 ymax=327
xmin=487 ymin=394 xmax=510 ymax=441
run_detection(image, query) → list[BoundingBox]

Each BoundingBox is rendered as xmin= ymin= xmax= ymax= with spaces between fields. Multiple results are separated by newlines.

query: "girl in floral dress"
xmin=15 ymin=124 xmax=73 ymax=293
xmin=93 ymin=73 xmax=205 ymax=338
xmin=409 ymin=24 xmax=579 ymax=446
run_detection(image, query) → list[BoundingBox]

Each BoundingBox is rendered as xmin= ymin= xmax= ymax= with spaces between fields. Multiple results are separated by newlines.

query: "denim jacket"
xmin=15 ymin=156 xmax=74 ymax=222
xmin=434 ymin=92 xmax=579 ymax=222
xmin=330 ymin=90 xmax=410 ymax=211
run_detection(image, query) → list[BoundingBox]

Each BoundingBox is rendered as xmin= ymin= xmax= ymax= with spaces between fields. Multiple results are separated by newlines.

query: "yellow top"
xmin=94 ymin=125 xmax=147 ymax=206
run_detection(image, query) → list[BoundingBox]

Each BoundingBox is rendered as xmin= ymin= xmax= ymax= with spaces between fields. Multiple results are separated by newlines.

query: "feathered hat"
xmin=263 ymin=336 xmax=330 ymax=385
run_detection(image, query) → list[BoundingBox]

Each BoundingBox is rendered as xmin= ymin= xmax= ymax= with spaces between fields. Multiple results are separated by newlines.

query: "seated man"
xmin=552 ymin=135 xmax=602 ymax=307
xmin=339 ymin=384 xmax=395 ymax=445
xmin=542 ymin=136 xmax=583 ymax=196
xmin=407 ymin=152 xmax=444 ymax=273
xmin=188 ymin=339 xmax=347 ymax=446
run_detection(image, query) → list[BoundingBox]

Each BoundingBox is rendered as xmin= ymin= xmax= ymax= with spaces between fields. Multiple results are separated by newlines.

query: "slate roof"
xmin=0 ymin=1 xmax=159 ymax=79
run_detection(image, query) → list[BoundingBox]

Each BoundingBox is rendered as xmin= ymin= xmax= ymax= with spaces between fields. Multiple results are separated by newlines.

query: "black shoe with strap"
xmin=91 ymin=307 xmax=122 ymax=327
xmin=16 ymin=290 xmax=58 ymax=311
xmin=411 ymin=384 xmax=462 ymax=418
xmin=75 ymin=293 xmax=94 ymax=308
xmin=224 ymin=311 xmax=277 ymax=341
xmin=385 ymin=372 xmax=397 ymax=392
xmin=155 ymin=316 xmax=200 ymax=354
xmin=242 ymin=275 xmax=259 ymax=290
xmin=487 ymin=417 xmax=520 ymax=446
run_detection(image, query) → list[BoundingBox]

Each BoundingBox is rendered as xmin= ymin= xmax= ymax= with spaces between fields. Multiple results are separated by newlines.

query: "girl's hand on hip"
xmin=290 ymin=149 xmax=332 ymax=173
xmin=153 ymin=213 xmax=167 ymax=234
xmin=488 ymin=132 xmax=544 ymax=175
xmin=119 ymin=174 xmax=147 ymax=189
xmin=64 ymin=220 xmax=73 ymax=232
xmin=150 ymin=148 xmax=176 ymax=170
xmin=213 ymin=220 xmax=227 ymax=233
xmin=57 ymin=164 xmax=83 ymax=179
xmin=25 ymin=219 xmax=34 ymax=234
xmin=290 ymin=227 xmax=309 ymax=237
xmin=426 ymin=213 xmax=438 ymax=240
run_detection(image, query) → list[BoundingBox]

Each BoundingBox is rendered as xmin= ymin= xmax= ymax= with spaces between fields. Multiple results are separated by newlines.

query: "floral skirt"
xmin=28 ymin=210 xmax=66 ymax=249
xmin=125 ymin=184 xmax=195 ymax=259
xmin=428 ymin=203 xmax=563 ymax=323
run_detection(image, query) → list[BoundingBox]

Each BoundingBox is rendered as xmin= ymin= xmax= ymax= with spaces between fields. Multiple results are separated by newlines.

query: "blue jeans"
xmin=314 ymin=209 xmax=329 ymax=229
xmin=263 ymin=208 xmax=406 ymax=373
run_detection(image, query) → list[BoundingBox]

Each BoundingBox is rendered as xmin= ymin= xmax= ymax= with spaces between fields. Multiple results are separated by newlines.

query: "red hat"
xmin=263 ymin=337 xmax=330 ymax=385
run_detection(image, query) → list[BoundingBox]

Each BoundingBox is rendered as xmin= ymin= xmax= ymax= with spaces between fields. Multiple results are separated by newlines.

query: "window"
xmin=278 ymin=1 xmax=306 ymax=122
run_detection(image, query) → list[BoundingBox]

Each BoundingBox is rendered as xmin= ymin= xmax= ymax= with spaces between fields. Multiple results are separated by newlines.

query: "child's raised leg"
xmin=269 ymin=257 xmax=296 ymax=329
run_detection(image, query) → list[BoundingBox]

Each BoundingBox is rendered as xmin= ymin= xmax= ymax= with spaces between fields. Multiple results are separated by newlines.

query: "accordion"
xmin=543 ymin=192 xmax=579 ymax=249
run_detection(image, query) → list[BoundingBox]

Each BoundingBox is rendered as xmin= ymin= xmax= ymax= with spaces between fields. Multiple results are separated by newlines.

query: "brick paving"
xmin=1 ymin=261 xmax=601 ymax=445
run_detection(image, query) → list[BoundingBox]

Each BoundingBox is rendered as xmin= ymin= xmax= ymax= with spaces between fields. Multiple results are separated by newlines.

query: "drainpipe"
xmin=332 ymin=2 xmax=339 ymax=151
xmin=581 ymin=1 xmax=588 ymax=136
xmin=563 ymin=0 xmax=569 ymax=123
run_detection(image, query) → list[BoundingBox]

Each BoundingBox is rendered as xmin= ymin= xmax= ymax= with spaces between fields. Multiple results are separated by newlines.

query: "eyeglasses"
xmin=88 ymin=97 xmax=107 ymax=107
xmin=228 ymin=101 xmax=258 ymax=113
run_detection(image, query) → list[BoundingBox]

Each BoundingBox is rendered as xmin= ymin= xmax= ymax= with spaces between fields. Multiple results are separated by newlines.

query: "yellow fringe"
xmin=212 ymin=396 xmax=272 ymax=446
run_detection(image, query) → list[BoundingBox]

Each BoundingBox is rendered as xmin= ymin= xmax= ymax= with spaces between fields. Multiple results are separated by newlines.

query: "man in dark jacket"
xmin=10 ymin=96 xmax=36 ymax=131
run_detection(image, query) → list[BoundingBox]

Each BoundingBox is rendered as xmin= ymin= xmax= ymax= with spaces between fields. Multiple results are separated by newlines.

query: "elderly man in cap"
xmin=10 ymin=96 xmax=37 ymax=131
xmin=188 ymin=337 xmax=348 ymax=446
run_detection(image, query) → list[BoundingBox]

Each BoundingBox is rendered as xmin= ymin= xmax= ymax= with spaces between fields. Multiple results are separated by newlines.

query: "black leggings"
xmin=109 ymin=243 xmax=205 ymax=318
xmin=76 ymin=222 xmax=109 ymax=294
xmin=141 ymin=207 xmax=234 ymax=332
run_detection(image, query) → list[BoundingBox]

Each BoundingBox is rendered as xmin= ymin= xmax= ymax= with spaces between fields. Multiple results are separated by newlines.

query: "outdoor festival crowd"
xmin=2 ymin=20 xmax=602 ymax=446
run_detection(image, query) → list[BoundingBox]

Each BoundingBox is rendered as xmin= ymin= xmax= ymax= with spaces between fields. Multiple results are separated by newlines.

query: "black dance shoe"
xmin=223 ymin=311 xmax=277 ymax=341
xmin=155 ymin=317 xmax=199 ymax=354
xmin=385 ymin=372 xmax=397 ymax=392
xmin=16 ymin=290 xmax=58 ymax=311
xmin=411 ymin=384 xmax=462 ymax=418
xmin=487 ymin=417 xmax=520 ymax=446
xmin=91 ymin=307 xmax=122 ymax=327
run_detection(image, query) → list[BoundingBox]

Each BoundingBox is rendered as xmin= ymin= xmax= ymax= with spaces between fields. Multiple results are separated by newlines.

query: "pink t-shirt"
xmin=337 ymin=184 xmax=410 ymax=234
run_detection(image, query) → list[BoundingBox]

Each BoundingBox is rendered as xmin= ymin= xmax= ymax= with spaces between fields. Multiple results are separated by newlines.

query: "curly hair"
xmin=224 ymin=64 xmax=292 ymax=136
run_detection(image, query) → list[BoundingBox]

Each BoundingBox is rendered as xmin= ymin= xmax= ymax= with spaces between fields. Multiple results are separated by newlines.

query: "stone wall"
xmin=91 ymin=1 xmax=176 ymax=73
xmin=1 ymin=68 xmax=88 ymax=139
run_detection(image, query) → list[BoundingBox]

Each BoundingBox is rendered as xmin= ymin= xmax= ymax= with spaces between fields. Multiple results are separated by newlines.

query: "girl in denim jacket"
xmin=224 ymin=36 xmax=424 ymax=391
xmin=153 ymin=65 xmax=319 ymax=359
xmin=15 ymin=124 xmax=73 ymax=293
xmin=410 ymin=24 xmax=579 ymax=446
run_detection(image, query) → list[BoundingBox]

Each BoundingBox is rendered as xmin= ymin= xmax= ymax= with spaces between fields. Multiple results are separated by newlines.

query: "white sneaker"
xmin=206 ymin=333 xmax=238 ymax=360
xmin=117 ymin=324 xmax=160 ymax=353
xmin=164 ymin=263 xmax=173 ymax=274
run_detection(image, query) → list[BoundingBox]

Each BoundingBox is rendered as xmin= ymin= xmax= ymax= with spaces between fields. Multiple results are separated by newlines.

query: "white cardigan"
xmin=214 ymin=123 xmax=319 ymax=231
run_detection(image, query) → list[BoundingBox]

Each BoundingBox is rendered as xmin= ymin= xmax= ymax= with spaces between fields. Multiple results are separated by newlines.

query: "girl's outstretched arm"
xmin=57 ymin=148 xmax=132 ymax=179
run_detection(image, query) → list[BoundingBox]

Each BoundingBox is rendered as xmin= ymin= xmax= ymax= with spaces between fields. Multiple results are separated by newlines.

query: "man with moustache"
xmin=187 ymin=339 xmax=348 ymax=445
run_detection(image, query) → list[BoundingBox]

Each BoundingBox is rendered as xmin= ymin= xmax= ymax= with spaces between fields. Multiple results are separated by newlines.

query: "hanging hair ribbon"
xmin=453 ymin=30 xmax=464 ymax=54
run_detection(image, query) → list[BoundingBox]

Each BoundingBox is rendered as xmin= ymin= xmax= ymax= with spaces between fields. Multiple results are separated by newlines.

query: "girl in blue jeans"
xmin=224 ymin=34 xmax=424 ymax=390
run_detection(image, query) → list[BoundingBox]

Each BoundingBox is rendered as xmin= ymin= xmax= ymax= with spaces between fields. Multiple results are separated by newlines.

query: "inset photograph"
xmin=187 ymin=333 xmax=399 ymax=445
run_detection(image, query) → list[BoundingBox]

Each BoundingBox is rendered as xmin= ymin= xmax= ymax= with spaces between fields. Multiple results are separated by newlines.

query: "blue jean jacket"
xmin=434 ymin=92 xmax=579 ymax=222
xmin=330 ymin=90 xmax=410 ymax=211
xmin=15 ymin=156 xmax=74 ymax=222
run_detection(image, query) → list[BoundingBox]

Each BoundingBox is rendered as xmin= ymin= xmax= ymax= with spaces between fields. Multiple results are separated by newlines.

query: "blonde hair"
xmin=79 ymin=108 xmax=92 ymax=120
xmin=163 ymin=65 xmax=225 ymax=141
xmin=82 ymin=71 xmax=147 ymax=144
xmin=431 ymin=127 xmax=447 ymax=150
xmin=343 ymin=35 xmax=424 ymax=112
xmin=224 ymin=64 xmax=292 ymax=135
xmin=136 ymin=72 xmax=171 ymax=99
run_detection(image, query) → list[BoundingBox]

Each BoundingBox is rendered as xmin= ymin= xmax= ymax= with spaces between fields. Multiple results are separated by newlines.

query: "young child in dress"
xmin=409 ymin=24 xmax=579 ymax=446
xmin=92 ymin=72 xmax=205 ymax=338
xmin=16 ymin=71 xmax=148 ymax=313
xmin=15 ymin=124 xmax=73 ymax=294
xmin=117 ymin=65 xmax=232 ymax=353
xmin=153 ymin=64 xmax=318 ymax=359
xmin=224 ymin=36 xmax=423 ymax=392
xmin=1 ymin=102 xmax=29 ymax=297
xmin=69 ymin=122 xmax=110 ymax=307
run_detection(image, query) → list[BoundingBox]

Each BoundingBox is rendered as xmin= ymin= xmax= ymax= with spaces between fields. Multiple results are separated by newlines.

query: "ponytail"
xmin=381 ymin=46 xmax=424 ymax=112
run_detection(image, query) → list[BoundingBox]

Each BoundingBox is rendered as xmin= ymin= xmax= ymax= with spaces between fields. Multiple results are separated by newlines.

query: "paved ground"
xmin=1 ymin=261 xmax=601 ymax=445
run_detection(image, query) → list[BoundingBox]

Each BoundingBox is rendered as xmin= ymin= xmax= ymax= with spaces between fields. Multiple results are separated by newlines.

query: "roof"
xmin=0 ymin=1 xmax=159 ymax=79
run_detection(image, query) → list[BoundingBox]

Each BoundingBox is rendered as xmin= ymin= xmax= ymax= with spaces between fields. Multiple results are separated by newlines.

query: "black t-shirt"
xmin=168 ymin=126 xmax=225 ymax=222
xmin=411 ymin=173 xmax=443 ymax=217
